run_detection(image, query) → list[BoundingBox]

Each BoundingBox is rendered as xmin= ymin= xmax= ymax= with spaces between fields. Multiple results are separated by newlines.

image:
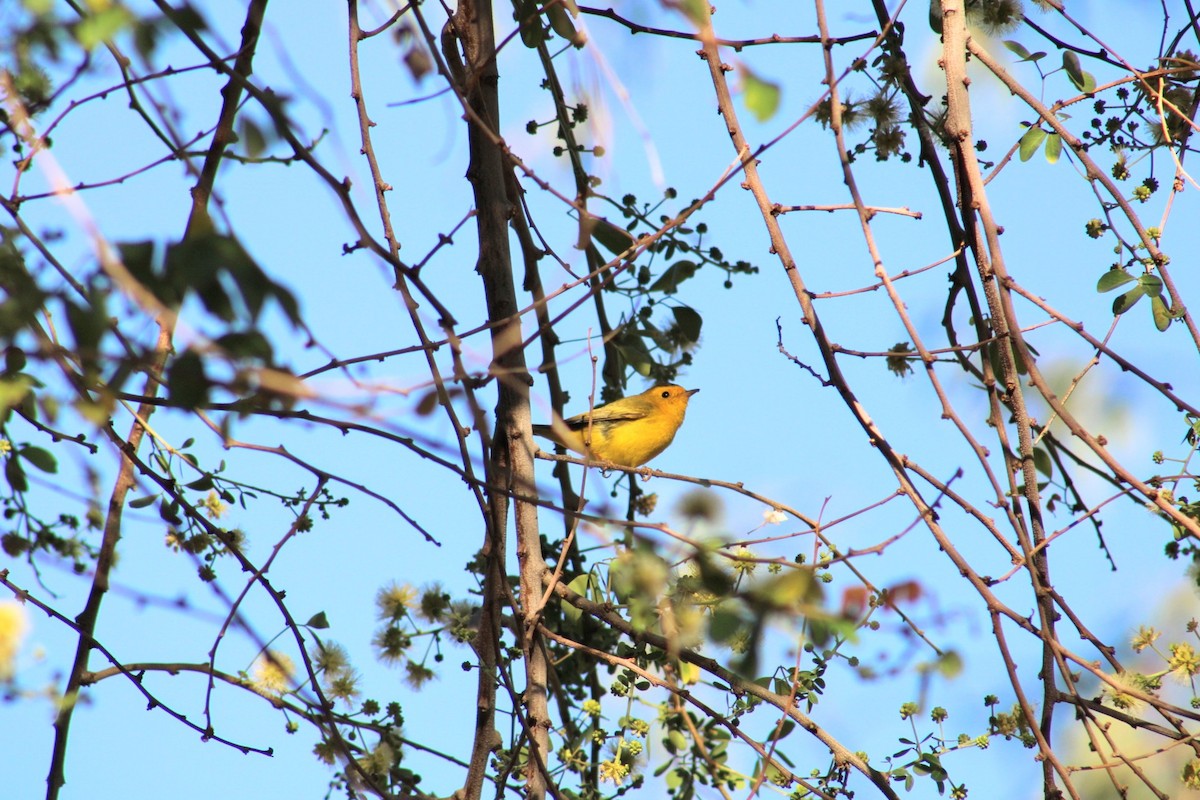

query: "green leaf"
xmin=1003 ymin=40 xmax=1045 ymax=62
xmin=169 ymin=4 xmax=208 ymax=35
xmin=5 ymin=347 xmax=26 ymax=374
xmin=1003 ymin=40 xmax=1031 ymax=59
xmin=677 ymin=0 xmax=709 ymax=26
xmin=1062 ymin=51 xmax=1095 ymax=92
xmin=5 ymin=456 xmax=27 ymax=493
xmin=1112 ymin=285 xmax=1145 ymax=315
xmin=132 ymin=18 xmax=161 ymax=61
xmin=515 ymin=0 xmax=544 ymax=48
xmin=166 ymin=233 xmax=293 ymax=325
xmin=1063 ymin=52 xmax=1084 ymax=88
xmin=587 ymin=216 xmax=635 ymax=256
xmin=1152 ymin=294 xmax=1172 ymax=331
xmin=272 ymin=282 xmax=302 ymax=327
xmin=186 ymin=474 xmax=214 ymax=491
xmin=1044 ymin=132 xmax=1062 ymax=164
xmin=74 ymin=6 xmax=134 ymax=50
xmin=1018 ymin=126 xmax=1047 ymax=161
xmin=1096 ymin=269 xmax=1135 ymax=292
xmin=768 ymin=719 xmax=796 ymax=742
xmin=166 ymin=238 xmax=231 ymax=320
xmin=759 ymin=761 xmax=788 ymax=787
xmin=240 ymin=118 xmax=267 ymax=159
xmin=118 ymin=240 xmax=168 ymax=303
xmin=1138 ymin=273 xmax=1163 ymax=297
xmin=167 ymin=349 xmax=211 ymax=409
xmin=649 ymin=260 xmax=698 ymax=294
xmin=129 ymin=495 xmax=158 ymax=509
xmin=757 ymin=569 xmax=820 ymax=610
xmin=65 ymin=297 xmax=107 ymax=354
xmin=1032 ymin=447 xmax=1053 ymax=478
xmin=742 ymin=67 xmax=781 ymax=123
xmin=547 ymin=3 xmax=585 ymax=47
xmin=613 ymin=325 xmax=655 ymax=377
xmin=19 ymin=445 xmax=56 ymax=474
xmin=305 ymin=611 xmax=331 ymax=629
xmin=913 ymin=753 xmax=948 ymax=780
xmin=215 ymin=330 xmax=273 ymax=361
xmin=159 ymin=499 xmax=182 ymax=525
xmin=937 ymin=650 xmax=963 ymax=677
xmin=710 ymin=601 xmax=745 ymax=642
xmin=0 ymin=375 xmax=33 ymax=420
xmin=562 ymin=574 xmax=593 ymax=625
xmin=640 ymin=318 xmax=673 ymax=352
xmin=671 ymin=305 xmax=703 ymax=344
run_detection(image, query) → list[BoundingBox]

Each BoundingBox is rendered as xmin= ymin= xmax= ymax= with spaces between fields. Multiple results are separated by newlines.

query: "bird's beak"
xmin=686 ymin=388 xmax=700 ymax=397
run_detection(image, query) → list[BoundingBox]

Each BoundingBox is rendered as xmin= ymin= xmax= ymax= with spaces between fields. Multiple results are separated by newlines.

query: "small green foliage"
xmin=1097 ymin=268 xmax=1175 ymax=329
xmin=562 ymin=574 xmax=593 ymax=626
xmin=1032 ymin=447 xmax=1053 ymax=478
xmin=669 ymin=305 xmax=703 ymax=345
xmin=1096 ymin=268 xmax=1135 ymax=292
xmin=515 ymin=0 xmax=544 ymax=48
xmin=1018 ymin=126 xmax=1047 ymax=161
xmin=167 ymin=349 xmax=210 ymax=410
xmin=1062 ymin=51 xmax=1097 ymax=93
xmin=586 ymin=216 xmax=635 ymax=256
xmin=650 ymin=260 xmax=698 ymax=295
xmin=1003 ymin=40 xmax=1045 ymax=63
xmin=740 ymin=66 xmax=781 ymax=123
xmin=73 ymin=5 xmax=134 ymax=50
xmin=1043 ymin=132 xmax=1062 ymax=163
xmin=1151 ymin=294 xmax=1172 ymax=331
xmin=936 ymin=651 xmax=964 ymax=679
xmin=238 ymin=117 xmax=268 ymax=159
xmin=546 ymin=0 xmax=585 ymax=47
xmin=676 ymin=0 xmax=709 ymax=26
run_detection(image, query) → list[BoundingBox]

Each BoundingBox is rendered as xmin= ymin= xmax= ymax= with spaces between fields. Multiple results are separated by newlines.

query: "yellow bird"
xmin=532 ymin=384 xmax=699 ymax=468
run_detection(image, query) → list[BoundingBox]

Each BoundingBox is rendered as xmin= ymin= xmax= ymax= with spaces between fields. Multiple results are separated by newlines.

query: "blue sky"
xmin=4 ymin=2 xmax=1200 ymax=799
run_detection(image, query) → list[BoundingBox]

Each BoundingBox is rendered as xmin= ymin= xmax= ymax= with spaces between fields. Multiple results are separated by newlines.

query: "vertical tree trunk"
xmin=451 ymin=2 xmax=550 ymax=799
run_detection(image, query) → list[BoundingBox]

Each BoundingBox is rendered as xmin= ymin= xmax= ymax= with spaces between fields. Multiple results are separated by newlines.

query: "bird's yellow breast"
xmin=584 ymin=412 xmax=684 ymax=467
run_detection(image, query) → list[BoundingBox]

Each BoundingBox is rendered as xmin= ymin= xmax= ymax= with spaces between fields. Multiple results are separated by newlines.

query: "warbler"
xmin=532 ymin=384 xmax=699 ymax=468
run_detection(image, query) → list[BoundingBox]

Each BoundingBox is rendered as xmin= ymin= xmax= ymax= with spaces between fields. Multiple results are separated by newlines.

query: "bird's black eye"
xmin=660 ymin=389 xmax=671 ymax=399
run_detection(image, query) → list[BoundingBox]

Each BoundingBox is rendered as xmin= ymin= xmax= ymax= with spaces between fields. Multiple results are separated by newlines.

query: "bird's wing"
xmin=562 ymin=402 xmax=648 ymax=429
